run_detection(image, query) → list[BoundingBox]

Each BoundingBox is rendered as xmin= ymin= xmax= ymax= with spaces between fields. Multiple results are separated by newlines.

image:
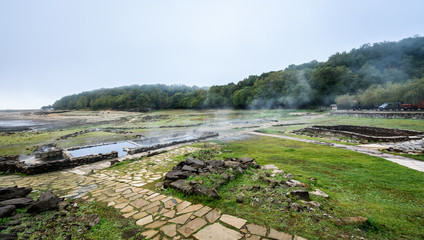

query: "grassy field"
xmin=161 ymin=136 xmax=424 ymax=240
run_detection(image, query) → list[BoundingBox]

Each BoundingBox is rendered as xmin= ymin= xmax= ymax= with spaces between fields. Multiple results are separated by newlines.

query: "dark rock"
xmin=0 ymin=232 xmax=17 ymax=240
xmin=239 ymin=157 xmax=254 ymax=163
xmin=234 ymin=166 xmax=244 ymax=175
xmin=251 ymin=185 xmax=261 ymax=191
xmin=0 ymin=198 xmax=33 ymax=208
xmin=173 ymin=161 xmax=186 ymax=170
xmin=169 ymin=180 xmax=194 ymax=194
xmin=164 ymin=170 xmax=189 ymax=180
xmin=110 ymin=159 xmax=119 ymax=165
xmin=182 ymin=165 xmax=197 ymax=172
xmin=27 ymin=190 xmax=61 ymax=213
xmin=207 ymin=188 xmax=220 ymax=199
xmin=287 ymin=190 xmax=310 ymax=201
xmin=252 ymin=161 xmax=260 ymax=169
xmin=194 ymin=185 xmax=208 ymax=196
xmin=208 ymin=160 xmax=224 ymax=168
xmin=0 ymin=186 xmax=32 ymax=201
xmin=0 ymin=205 xmax=16 ymax=218
xmin=186 ymin=157 xmax=205 ymax=167
xmin=163 ymin=180 xmax=173 ymax=188
xmin=269 ymin=180 xmax=278 ymax=188
xmin=224 ymin=161 xmax=240 ymax=168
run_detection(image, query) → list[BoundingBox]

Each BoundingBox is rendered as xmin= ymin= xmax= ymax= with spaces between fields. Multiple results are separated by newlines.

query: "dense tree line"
xmin=51 ymin=36 xmax=424 ymax=111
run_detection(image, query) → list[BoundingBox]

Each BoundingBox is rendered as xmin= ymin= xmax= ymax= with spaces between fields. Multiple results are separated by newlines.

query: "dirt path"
xmin=250 ymin=132 xmax=424 ymax=173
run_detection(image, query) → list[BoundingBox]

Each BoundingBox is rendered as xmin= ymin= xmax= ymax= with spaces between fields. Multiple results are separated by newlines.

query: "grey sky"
xmin=1 ymin=0 xmax=423 ymax=109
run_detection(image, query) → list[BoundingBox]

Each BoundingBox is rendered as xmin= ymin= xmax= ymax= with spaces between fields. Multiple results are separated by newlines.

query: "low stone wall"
xmin=35 ymin=149 xmax=63 ymax=160
xmin=0 ymin=151 xmax=118 ymax=175
xmin=294 ymin=125 xmax=424 ymax=143
xmin=127 ymin=132 xmax=219 ymax=155
xmin=331 ymin=111 xmax=424 ymax=119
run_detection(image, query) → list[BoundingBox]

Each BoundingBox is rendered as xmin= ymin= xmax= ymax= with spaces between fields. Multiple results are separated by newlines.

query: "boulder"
xmin=169 ymin=180 xmax=193 ymax=194
xmin=207 ymin=188 xmax=220 ymax=199
xmin=310 ymin=189 xmax=329 ymax=198
xmin=165 ymin=170 xmax=189 ymax=180
xmin=285 ymin=180 xmax=302 ymax=187
xmin=27 ymin=190 xmax=61 ymax=213
xmin=0 ymin=186 xmax=32 ymax=201
xmin=0 ymin=205 xmax=16 ymax=218
xmin=208 ymin=160 xmax=224 ymax=168
xmin=182 ymin=165 xmax=197 ymax=172
xmin=301 ymin=200 xmax=320 ymax=209
xmin=239 ymin=157 xmax=254 ymax=163
xmin=186 ymin=157 xmax=205 ymax=167
xmin=224 ymin=161 xmax=240 ymax=168
xmin=0 ymin=198 xmax=33 ymax=208
xmin=194 ymin=185 xmax=209 ymax=196
xmin=287 ymin=190 xmax=310 ymax=201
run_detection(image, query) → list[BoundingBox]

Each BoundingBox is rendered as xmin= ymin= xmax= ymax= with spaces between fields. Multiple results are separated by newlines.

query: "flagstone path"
xmin=0 ymin=146 xmax=307 ymax=240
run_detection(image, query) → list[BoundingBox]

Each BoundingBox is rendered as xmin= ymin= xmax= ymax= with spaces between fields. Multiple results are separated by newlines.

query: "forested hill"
xmin=51 ymin=36 xmax=424 ymax=110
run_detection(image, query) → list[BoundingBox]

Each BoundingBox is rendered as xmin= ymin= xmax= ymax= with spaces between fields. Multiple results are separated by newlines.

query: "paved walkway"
xmin=0 ymin=146 xmax=306 ymax=240
xmin=250 ymin=132 xmax=424 ymax=173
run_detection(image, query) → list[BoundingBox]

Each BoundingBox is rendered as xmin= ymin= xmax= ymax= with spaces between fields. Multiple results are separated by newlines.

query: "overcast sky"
xmin=1 ymin=0 xmax=423 ymax=109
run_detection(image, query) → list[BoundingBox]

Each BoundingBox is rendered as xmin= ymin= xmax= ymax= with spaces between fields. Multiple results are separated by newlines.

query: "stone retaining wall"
xmin=127 ymin=132 xmax=219 ymax=155
xmin=294 ymin=125 xmax=424 ymax=143
xmin=331 ymin=111 xmax=424 ymax=119
xmin=0 ymin=151 xmax=118 ymax=175
xmin=35 ymin=149 xmax=63 ymax=160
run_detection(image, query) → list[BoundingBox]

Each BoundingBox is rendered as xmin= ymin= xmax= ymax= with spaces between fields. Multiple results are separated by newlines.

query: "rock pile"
xmin=0 ymin=186 xmax=100 ymax=240
xmin=164 ymin=157 xmax=260 ymax=199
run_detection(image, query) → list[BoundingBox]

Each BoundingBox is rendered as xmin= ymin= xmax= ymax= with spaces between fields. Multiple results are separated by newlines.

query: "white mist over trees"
xmin=50 ymin=36 xmax=424 ymax=110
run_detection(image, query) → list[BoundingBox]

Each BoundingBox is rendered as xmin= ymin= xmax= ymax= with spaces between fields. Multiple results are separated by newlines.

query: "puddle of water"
xmin=0 ymin=120 xmax=40 ymax=127
xmin=133 ymin=133 xmax=196 ymax=147
xmin=68 ymin=141 xmax=137 ymax=157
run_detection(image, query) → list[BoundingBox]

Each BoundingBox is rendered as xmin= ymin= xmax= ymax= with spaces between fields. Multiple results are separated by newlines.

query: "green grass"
xmin=3 ymin=200 xmax=144 ymax=240
xmin=162 ymin=136 xmax=424 ymax=240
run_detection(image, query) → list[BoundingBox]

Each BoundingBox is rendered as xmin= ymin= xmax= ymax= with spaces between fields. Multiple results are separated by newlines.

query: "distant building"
xmin=331 ymin=104 xmax=337 ymax=111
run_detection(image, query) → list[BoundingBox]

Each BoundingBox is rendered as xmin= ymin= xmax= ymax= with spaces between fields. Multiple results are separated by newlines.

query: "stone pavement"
xmin=0 ymin=146 xmax=306 ymax=240
xmin=250 ymin=132 xmax=424 ymax=173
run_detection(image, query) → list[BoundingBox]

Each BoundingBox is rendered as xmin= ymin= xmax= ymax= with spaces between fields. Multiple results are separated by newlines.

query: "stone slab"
xmin=246 ymin=223 xmax=267 ymax=236
xmin=194 ymin=223 xmax=243 ymax=240
xmin=160 ymin=224 xmax=177 ymax=237
xmin=205 ymin=208 xmax=221 ymax=223
xmin=219 ymin=214 xmax=247 ymax=229
xmin=268 ymin=228 xmax=292 ymax=240
xmin=169 ymin=212 xmax=192 ymax=224
xmin=178 ymin=218 xmax=207 ymax=237
xmin=136 ymin=215 xmax=153 ymax=226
